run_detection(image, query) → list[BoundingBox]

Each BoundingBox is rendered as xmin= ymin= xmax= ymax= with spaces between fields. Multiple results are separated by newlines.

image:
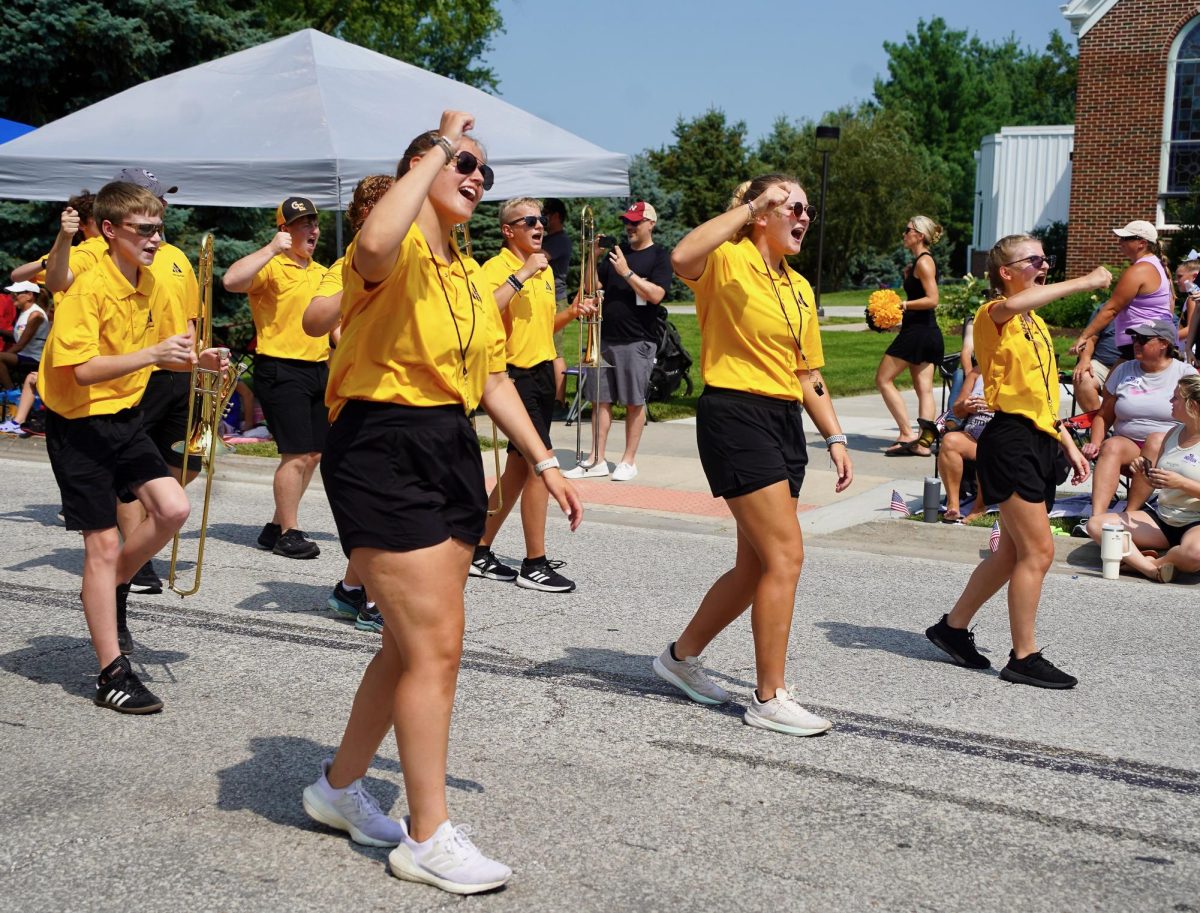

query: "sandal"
xmin=883 ymin=440 xmax=916 ymax=455
xmin=885 ymin=440 xmax=931 ymax=457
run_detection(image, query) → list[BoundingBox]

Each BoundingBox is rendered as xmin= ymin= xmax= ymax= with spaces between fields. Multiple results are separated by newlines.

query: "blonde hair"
xmin=499 ymin=197 xmax=542 ymax=224
xmin=727 ymin=173 xmax=800 ymax=243
xmin=347 ymin=175 xmax=394 ymax=233
xmin=986 ymin=234 xmax=1038 ymax=294
xmin=1177 ymin=375 xmax=1200 ymax=420
xmin=909 ymin=215 xmax=943 ymax=246
xmin=94 ymin=181 xmax=163 ymax=231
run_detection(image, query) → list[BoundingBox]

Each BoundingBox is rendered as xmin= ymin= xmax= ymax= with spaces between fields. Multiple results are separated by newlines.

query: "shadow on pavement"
xmin=814 ymin=621 xmax=977 ymax=664
xmin=5 ymin=545 xmax=83 ymax=575
xmin=235 ymin=581 xmax=333 ymax=615
xmin=182 ymin=521 xmax=339 ymax=548
xmin=0 ymin=634 xmax=189 ymax=701
xmin=0 ymin=502 xmax=65 ymax=527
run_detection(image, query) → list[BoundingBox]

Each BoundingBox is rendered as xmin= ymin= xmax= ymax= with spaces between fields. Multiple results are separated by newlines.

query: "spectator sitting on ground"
xmin=939 ymin=367 xmax=993 ymax=524
xmin=1175 ymin=255 xmax=1200 ymax=361
xmin=1086 ymin=375 xmax=1200 ymax=583
xmin=0 ymin=370 xmax=41 ymax=435
xmin=1082 ymin=319 xmax=1196 ymax=519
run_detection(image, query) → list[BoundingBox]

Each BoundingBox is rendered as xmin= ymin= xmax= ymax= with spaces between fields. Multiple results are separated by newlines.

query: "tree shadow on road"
xmin=0 ymin=634 xmax=190 ymax=703
xmin=814 ymin=621 xmax=982 ymax=664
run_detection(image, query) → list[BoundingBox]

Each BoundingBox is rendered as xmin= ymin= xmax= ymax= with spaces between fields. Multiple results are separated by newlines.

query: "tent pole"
xmin=334 ymin=174 xmax=344 ymax=252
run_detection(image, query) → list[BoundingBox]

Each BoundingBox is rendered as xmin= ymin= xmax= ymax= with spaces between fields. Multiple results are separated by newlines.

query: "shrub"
xmin=1040 ymin=290 xmax=1100 ymax=327
xmin=939 ymin=274 xmax=989 ymax=323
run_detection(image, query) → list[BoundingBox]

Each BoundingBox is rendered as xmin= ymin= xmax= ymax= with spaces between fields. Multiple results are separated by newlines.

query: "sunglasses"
xmin=1129 ymin=333 xmax=1163 ymax=344
xmin=783 ymin=202 xmax=818 ymax=221
xmin=903 ymin=226 xmax=919 ymax=237
xmin=452 ymin=150 xmax=494 ymax=191
xmin=507 ymin=215 xmax=548 ymax=229
xmin=1004 ymin=254 xmax=1056 ymax=270
xmin=122 ymin=221 xmax=164 ymax=238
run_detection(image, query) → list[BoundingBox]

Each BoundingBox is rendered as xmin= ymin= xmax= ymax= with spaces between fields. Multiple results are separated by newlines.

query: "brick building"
xmin=1063 ymin=0 xmax=1200 ymax=272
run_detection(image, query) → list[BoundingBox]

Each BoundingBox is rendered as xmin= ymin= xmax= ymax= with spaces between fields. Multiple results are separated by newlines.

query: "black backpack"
xmin=646 ymin=305 xmax=694 ymax=402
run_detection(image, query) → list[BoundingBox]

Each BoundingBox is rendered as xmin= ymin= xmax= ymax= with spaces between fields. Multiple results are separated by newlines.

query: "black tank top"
xmin=900 ymin=251 xmax=938 ymax=328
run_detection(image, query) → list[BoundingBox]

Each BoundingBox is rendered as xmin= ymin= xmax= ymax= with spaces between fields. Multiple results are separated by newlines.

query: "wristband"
xmin=507 ymin=274 xmax=524 ymax=293
xmin=623 ymin=270 xmax=634 ymax=281
xmin=825 ymin=434 xmax=848 ymax=450
xmin=745 ymin=201 xmax=758 ymax=224
xmin=534 ymin=456 xmax=560 ymax=476
xmin=40 ymin=258 xmax=48 ymax=270
xmin=431 ymin=134 xmax=455 ymax=164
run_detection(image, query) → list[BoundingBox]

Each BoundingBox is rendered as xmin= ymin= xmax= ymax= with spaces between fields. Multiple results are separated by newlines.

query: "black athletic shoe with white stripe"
xmin=469 ymin=547 xmax=518 ymax=582
xmin=94 ymin=655 xmax=163 ymax=714
xmin=516 ymin=556 xmax=575 ymax=593
xmin=116 ymin=583 xmax=133 ymax=656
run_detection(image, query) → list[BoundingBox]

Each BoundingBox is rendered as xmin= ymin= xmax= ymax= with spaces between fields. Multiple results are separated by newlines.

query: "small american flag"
xmin=890 ymin=490 xmax=911 ymax=516
xmin=989 ymin=520 xmax=1001 ymax=552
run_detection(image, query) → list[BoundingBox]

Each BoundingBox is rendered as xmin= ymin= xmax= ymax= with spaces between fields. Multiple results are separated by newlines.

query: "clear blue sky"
xmin=483 ymin=1 xmax=1075 ymax=156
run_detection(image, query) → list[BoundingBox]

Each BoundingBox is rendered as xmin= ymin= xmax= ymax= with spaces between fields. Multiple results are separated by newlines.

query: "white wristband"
xmin=534 ymin=456 xmax=560 ymax=476
xmin=825 ymin=434 xmax=848 ymax=449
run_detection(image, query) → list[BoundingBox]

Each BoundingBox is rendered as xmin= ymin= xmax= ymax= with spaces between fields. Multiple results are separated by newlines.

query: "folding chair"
xmin=938 ymin=351 xmax=962 ymax=413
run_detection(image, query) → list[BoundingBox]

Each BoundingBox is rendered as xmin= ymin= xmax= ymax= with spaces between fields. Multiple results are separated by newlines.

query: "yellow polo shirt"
xmin=479 ymin=247 xmax=557 ymax=368
xmin=315 ymin=255 xmax=345 ymax=299
xmin=326 ymin=225 xmax=506 ymax=420
xmin=33 ymin=235 xmax=109 ymax=303
xmin=682 ymin=237 xmax=824 ymax=402
xmin=973 ymin=299 xmax=1060 ymax=437
xmin=39 ymin=253 xmax=170 ymax=418
xmin=247 ymin=253 xmax=329 ymax=361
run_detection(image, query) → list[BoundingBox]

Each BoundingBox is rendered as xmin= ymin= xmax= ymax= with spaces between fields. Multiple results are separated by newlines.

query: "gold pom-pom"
xmin=865 ymin=289 xmax=903 ymax=332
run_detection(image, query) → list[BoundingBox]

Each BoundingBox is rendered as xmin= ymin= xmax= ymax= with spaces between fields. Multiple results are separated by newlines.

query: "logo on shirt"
xmin=1185 ymin=454 xmax=1198 ymax=464
xmin=469 ymin=284 xmax=482 ymax=305
xmin=172 ymin=263 xmax=183 ymax=275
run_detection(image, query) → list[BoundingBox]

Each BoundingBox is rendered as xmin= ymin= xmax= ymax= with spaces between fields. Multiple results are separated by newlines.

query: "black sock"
xmin=755 ymin=689 xmax=770 ymax=704
xmin=523 ymin=555 xmax=545 ymax=567
xmin=474 ymin=544 xmax=488 ymax=558
xmin=669 ymin=641 xmax=681 ymax=662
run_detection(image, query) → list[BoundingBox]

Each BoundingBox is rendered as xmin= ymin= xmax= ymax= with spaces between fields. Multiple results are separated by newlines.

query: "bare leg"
xmin=1127 ymin=432 xmax=1166 ymax=512
xmin=1087 ymin=509 xmax=1169 ymax=579
xmin=13 ymin=372 xmax=37 ymax=424
xmin=592 ymin=402 xmax=613 ymax=467
xmin=1090 ymin=436 xmax=1140 ymax=516
xmin=910 ymin=361 xmax=937 ymax=422
xmin=81 ymin=527 xmax=122 ymax=668
xmin=272 ymin=451 xmax=320 ymax=531
xmin=675 ymin=481 xmax=803 ymax=696
xmin=117 ymin=476 xmax=191 ymax=584
xmin=875 ymin=354 xmax=916 ymax=443
xmin=938 ymin=433 xmax=974 ymax=519
xmin=620 ymin=403 xmax=646 ymax=466
xmin=478 ymin=453 xmax=527 ymax=547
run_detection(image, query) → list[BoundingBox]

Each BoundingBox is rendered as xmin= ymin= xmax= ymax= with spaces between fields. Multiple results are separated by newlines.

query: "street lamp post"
xmin=814 ymin=124 xmax=841 ymax=318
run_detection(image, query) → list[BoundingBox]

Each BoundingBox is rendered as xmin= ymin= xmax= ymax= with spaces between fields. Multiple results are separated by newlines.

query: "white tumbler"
xmin=1099 ymin=523 xmax=1132 ymax=580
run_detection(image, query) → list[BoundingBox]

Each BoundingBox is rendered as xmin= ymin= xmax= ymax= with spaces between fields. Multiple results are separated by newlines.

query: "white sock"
xmin=341 ymin=582 xmax=363 ymax=593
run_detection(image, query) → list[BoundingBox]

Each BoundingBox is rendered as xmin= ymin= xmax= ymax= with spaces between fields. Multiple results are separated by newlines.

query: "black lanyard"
xmin=427 ymin=240 xmax=478 ymax=381
xmin=760 ymin=253 xmax=824 ymax=396
xmin=1020 ymin=313 xmax=1060 ymax=430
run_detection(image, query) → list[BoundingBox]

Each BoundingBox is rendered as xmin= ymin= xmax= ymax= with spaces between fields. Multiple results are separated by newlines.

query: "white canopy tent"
xmin=0 ymin=29 xmax=629 ymax=209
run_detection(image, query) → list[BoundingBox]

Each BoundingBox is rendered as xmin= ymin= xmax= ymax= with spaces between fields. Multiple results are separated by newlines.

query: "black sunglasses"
xmin=786 ymin=203 xmax=818 ymax=221
xmin=1129 ymin=333 xmax=1162 ymax=344
xmin=1004 ymin=254 xmax=1056 ymax=270
xmin=452 ymin=150 xmax=494 ymax=191
xmin=507 ymin=215 xmax=548 ymax=229
xmin=122 ymin=221 xmax=164 ymax=238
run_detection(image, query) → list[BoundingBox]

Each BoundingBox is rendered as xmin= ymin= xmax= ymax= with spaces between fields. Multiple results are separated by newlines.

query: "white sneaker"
xmin=611 ymin=461 xmax=638 ymax=481
xmin=0 ymin=419 xmax=21 ymax=434
xmin=302 ymin=758 xmax=407 ymax=847
xmin=744 ymin=687 xmax=832 ymax=737
xmin=653 ymin=644 xmax=730 ymax=705
xmin=389 ymin=819 xmax=512 ymax=895
xmin=562 ymin=460 xmax=609 ymax=479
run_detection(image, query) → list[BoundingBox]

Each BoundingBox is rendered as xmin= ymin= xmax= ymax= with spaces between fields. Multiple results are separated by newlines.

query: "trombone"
xmin=167 ymin=234 xmax=249 ymax=597
xmin=454 ymin=222 xmax=504 ymax=517
xmin=574 ymin=205 xmax=606 ymax=469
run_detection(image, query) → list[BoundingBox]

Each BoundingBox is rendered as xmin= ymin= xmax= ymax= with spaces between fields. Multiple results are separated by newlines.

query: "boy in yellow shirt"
xmin=40 ymin=181 xmax=227 ymax=713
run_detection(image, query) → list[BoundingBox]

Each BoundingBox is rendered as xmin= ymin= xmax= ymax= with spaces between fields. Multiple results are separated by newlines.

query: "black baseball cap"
xmin=276 ymin=196 xmax=318 ymax=227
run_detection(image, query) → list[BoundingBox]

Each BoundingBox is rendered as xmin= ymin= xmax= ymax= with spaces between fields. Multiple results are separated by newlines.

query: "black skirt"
xmin=885 ymin=323 xmax=944 ymax=366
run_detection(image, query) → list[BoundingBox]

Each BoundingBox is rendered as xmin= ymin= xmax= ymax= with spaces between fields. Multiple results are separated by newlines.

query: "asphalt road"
xmin=1 ymin=452 xmax=1196 ymax=913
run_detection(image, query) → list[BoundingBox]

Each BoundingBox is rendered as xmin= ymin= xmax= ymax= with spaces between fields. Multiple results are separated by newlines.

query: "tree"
xmin=873 ymin=17 xmax=1077 ymax=266
xmin=647 ymin=110 xmax=750 ymax=229
xmin=754 ymin=104 xmax=951 ymax=291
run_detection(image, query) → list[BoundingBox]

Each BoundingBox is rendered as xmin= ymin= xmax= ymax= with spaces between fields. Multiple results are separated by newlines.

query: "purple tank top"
xmin=1114 ymin=256 xmax=1172 ymax=346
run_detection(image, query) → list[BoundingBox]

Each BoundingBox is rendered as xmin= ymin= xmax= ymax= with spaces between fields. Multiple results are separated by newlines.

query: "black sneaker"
xmin=116 ymin=583 xmax=133 ymax=656
xmin=469 ymin=547 xmax=518 ymax=582
xmin=257 ymin=522 xmax=282 ymax=549
xmin=94 ymin=655 xmax=162 ymax=714
xmin=516 ymin=556 xmax=575 ymax=593
xmin=128 ymin=560 xmax=163 ymax=595
xmin=355 ymin=606 xmax=384 ymax=633
xmin=999 ymin=650 xmax=1078 ymax=689
xmin=328 ymin=581 xmax=366 ymax=618
xmin=925 ymin=614 xmax=990 ymax=669
xmin=273 ymin=528 xmax=320 ymax=559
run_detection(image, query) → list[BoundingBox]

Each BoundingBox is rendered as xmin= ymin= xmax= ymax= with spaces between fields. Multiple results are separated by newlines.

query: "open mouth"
xmin=1034 ymin=273 xmax=1047 ymax=285
xmin=459 ymin=185 xmax=479 ymax=203
xmin=791 ymin=226 xmax=806 ymax=241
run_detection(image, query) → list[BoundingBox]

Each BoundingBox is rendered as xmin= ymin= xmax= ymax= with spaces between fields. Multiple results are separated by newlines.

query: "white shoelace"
xmin=441 ymin=824 xmax=482 ymax=863
xmin=343 ymin=781 xmax=382 ymax=819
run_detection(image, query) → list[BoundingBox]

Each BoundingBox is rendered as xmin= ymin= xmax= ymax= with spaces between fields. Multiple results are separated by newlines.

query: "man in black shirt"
xmin=564 ymin=201 xmax=673 ymax=482
xmin=543 ymin=198 xmax=573 ymax=413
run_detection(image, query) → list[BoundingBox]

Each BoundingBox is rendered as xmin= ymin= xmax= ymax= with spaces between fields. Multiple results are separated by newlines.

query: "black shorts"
xmin=138 ymin=370 xmax=200 ymax=472
xmin=975 ymin=412 xmax=1061 ymax=510
xmin=1144 ymin=502 xmax=1200 ymax=549
xmin=255 ymin=355 xmax=329 ymax=455
xmin=696 ymin=386 xmax=807 ymax=499
xmin=45 ymin=408 xmax=172 ymax=531
xmin=505 ymin=360 xmax=554 ymax=456
xmin=322 ymin=400 xmax=487 ymax=555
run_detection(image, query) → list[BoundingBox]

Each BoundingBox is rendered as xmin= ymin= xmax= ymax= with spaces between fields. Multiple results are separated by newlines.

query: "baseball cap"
xmin=1128 ymin=318 xmax=1177 ymax=343
xmin=4 ymin=281 xmax=40 ymax=294
xmin=620 ymin=201 xmax=657 ymax=223
xmin=276 ymin=196 xmax=318 ymax=227
xmin=113 ymin=167 xmax=178 ymax=197
xmin=1113 ymin=220 xmax=1158 ymax=244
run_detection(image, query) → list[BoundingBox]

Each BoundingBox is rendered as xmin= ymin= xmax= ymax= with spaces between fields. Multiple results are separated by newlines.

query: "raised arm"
xmin=355 ymin=110 xmax=475 ymax=284
xmin=991 ymin=266 xmax=1111 ymax=325
xmin=222 ymin=233 xmax=290 ymax=293
xmin=44 ymin=207 xmax=81 ymax=294
xmin=671 ymin=184 xmax=790 ymax=280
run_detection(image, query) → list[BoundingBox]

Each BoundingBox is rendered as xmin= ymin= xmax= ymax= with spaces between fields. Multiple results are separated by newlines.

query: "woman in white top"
xmin=1081 ymin=318 xmax=1195 ymax=518
xmin=0 ymin=282 xmax=49 ymax=389
xmin=1087 ymin=374 xmax=1200 ymax=582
